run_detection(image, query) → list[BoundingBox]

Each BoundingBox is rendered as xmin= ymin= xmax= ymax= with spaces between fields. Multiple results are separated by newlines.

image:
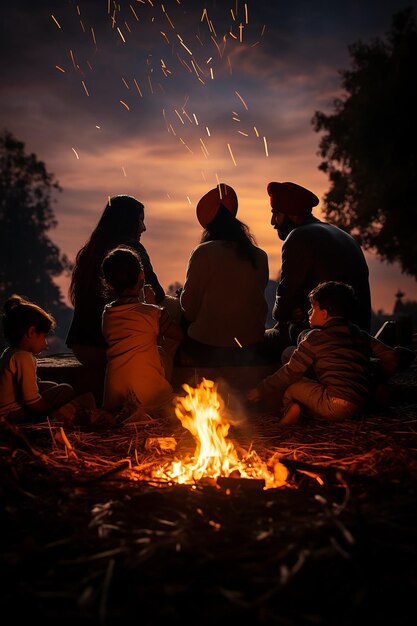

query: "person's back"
xmin=265 ymin=181 xmax=372 ymax=360
xmin=179 ymin=184 xmax=269 ymax=365
xmin=279 ymin=218 xmax=371 ymax=332
xmin=102 ymin=298 xmax=173 ymax=414
xmin=101 ymin=246 xmax=175 ymax=419
xmin=66 ymin=194 xmax=165 ymax=366
xmin=181 ymin=239 xmax=268 ymax=347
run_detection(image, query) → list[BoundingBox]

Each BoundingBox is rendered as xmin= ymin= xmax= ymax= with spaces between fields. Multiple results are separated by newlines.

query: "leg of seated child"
xmin=283 ymin=380 xmax=361 ymax=421
xmin=39 ymin=380 xmax=75 ymax=412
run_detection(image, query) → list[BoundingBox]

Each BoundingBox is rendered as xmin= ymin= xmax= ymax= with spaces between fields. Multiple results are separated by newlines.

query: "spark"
xmin=211 ymin=36 xmax=223 ymax=58
xmin=227 ymin=56 xmax=233 ymax=74
xmin=206 ymin=57 xmax=212 ymax=64
xmin=235 ymin=90 xmax=249 ymax=110
xmin=122 ymin=166 xmax=127 ymax=177
xmin=72 ymin=147 xmax=80 ymax=159
xmin=162 ymin=5 xmax=175 ymax=29
xmin=230 ymin=9 xmax=235 ymax=20
xmin=51 ymin=15 xmax=61 ymax=29
xmin=182 ymin=109 xmax=193 ymax=124
xmin=122 ymin=77 xmax=130 ymax=89
xmin=129 ymin=4 xmax=139 ymax=21
xmin=210 ymin=67 xmax=214 ymax=80
xmin=245 ymin=3 xmax=249 ymax=24
xmin=133 ymin=79 xmax=143 ymax=96
xmin=108 ymin=195 xmax=111 ymax=205
xmin=81 ymin=80 xmax=90 ymax=96
xmin=263 ymin=136 xmax=269 ymax=157
xmin=125 ymin=20 xmax=132 ymax=34
xmin=175 ymin=109 xmax=185 ymax=124
xmin=177 ymin=34 xmax=193 ymax=56
xmin=179 ymin=138 xmax=193 ymax=154
xmin=232 ymin=116 xmax=240 ymax=122
xmin=148 ymin=74 xmax=154 ymax=94
xmin=120 ymin=100 xmax=130 ymax=110
xmin=206 ymin=126 xmax=211 ymax=137
xmin=69 ymin=49 xmax=76 ymax=70
xmin=200 ymin=138 xmax=209 ymax=158
xmin=227 ymin=143 xmax=237 ymax=166
xmin=95 ymin=125 xmax=101 ymax=129
xmin=117 ymin=27 xmax=126 ymax=43
xmin=55 ymin=65 xmax=65 ymax=73
xmin=261 ymin=25 xmax=266 ymax=36
xmin=186 ymin=196 xmax=192 ymax=205
xmin=79 ymin=19 xmax=86 ymax=33
xmin=234 ymin=337 xmax=243 ymax=348
xmin=160 ymin=31 xmax=170 ymax=44
xmin=193 ymin=113 xmax=199 ymax=125
xmin=91 ymin=27 xmax=97 ymax=46
xmin=229 ymin=30 xmax=237 ymax=40
xmin=253 ymin=126 xmax=259 ymax=137
xmin=239 ymin=23 xmax=244 ymax=43
xmin=238 ymin=131 xmax=249 ymax=136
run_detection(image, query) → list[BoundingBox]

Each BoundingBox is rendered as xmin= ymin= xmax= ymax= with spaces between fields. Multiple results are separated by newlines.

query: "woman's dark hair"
xmin=69 ymin=195 xmax=144 ymax=305
xmin=102 ymin=246 xmax=143 ymax=296
xmin=309 ymin=281 xmax=358 ymax=320
xmin=200 ymin=204 xmax=259 ymax=268
xmin=2 ymin=294 xmax=55 ymax=346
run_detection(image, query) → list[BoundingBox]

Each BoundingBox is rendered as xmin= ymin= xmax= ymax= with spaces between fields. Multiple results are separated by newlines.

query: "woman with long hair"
xmin=66 ymin=194 xmax=165 ymax=370
xmin=179 ymin=183 xmax=269 ymax=366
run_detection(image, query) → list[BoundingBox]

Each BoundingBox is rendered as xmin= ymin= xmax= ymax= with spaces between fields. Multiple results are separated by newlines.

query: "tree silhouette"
xmin=0 ymin=130 xmax=72 ymax=349
xmin=312 ymin=7 xmax=417 ymax=279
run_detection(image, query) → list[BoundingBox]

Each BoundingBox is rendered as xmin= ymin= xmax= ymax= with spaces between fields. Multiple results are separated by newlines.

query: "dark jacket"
xmin=274 ymin=217 xmax=372 ymax=332
xmin=66 ymin=240 xmax=165 ymax=348
xmin=257 ymin=319 xmax=405 ymax=407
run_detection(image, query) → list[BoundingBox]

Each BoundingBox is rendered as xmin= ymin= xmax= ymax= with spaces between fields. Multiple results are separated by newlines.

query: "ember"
xmin=150 ymin=378 xmax=289 ymax=489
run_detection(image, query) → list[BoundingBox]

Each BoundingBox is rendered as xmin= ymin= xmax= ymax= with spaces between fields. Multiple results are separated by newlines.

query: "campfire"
xmin=149 ymin=378 xmax=289 ymax=489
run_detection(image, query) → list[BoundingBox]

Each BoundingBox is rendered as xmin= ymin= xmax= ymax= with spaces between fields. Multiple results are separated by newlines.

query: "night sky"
xmin=2 ymin=0 xmax=416 ymax=312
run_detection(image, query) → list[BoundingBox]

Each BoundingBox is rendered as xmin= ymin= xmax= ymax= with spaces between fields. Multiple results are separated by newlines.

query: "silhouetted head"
xmin=308 ymin=281 xmax=357 ymax=321
xmin=101 ymin=246 xmax=144 ymax=295
xmin=94 ymin=195 xmax=145 ymax=243
xmin=2 ymin=294 xmax=55 ymax=347
xmin=196 ymin=183 xmax=238 ymax=228
xmin=267 ymin=182 xmax=319 ymax=240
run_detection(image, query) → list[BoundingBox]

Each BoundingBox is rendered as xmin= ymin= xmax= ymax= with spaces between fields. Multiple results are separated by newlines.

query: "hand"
xmin=247 ymin=388 xmax=260 ymax=403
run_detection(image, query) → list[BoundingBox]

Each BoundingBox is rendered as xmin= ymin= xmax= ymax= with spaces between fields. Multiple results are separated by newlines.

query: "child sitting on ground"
xmin=101 ymin=246 xmax=182 ymax=421
xmin=0 ymin=294 xmax=96 ymax=425
xmin=247 ymin=281 xmax=415 ymax=425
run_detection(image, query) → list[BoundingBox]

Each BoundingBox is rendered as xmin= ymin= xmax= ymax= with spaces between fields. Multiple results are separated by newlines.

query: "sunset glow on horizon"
xmin=3 ymin=0 xmax=416 ymax=313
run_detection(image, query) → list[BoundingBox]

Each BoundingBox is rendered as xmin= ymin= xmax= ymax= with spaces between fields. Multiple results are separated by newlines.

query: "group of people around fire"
xmin=0 ymin=181 xmax=415 ymax=428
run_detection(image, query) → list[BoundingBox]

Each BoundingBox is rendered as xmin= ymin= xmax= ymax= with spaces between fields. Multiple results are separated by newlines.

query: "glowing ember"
xmin=152 ymin=379 xmax=289 ymax=489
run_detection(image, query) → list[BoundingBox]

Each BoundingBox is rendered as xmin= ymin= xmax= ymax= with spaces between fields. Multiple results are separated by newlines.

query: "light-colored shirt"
xmin=0 ymin=347 xmax=41 ymax=418
xmin=102 ymin=299 xmax=173 ymax=413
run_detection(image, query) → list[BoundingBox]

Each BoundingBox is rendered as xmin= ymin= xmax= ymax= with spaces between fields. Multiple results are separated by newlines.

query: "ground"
xmin=1 ymin=360 xmax=417 ymax=625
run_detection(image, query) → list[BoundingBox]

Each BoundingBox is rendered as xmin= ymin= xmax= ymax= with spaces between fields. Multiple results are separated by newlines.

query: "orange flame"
xmin=152 ymin=379 xmax=288 ymax=489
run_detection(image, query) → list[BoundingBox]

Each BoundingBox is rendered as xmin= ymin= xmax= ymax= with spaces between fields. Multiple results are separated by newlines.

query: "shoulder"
xmin=5 ymin=349 xmax=35 ymax=368
xmin=254 ymin=245 xmax=268 ymax=261
xmin=188 ymin=241 xmax=218 ymax=259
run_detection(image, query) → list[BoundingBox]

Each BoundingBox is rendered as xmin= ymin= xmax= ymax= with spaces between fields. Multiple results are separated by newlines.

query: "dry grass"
xmin=1 ymin=362 xmax=417 ymax=625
